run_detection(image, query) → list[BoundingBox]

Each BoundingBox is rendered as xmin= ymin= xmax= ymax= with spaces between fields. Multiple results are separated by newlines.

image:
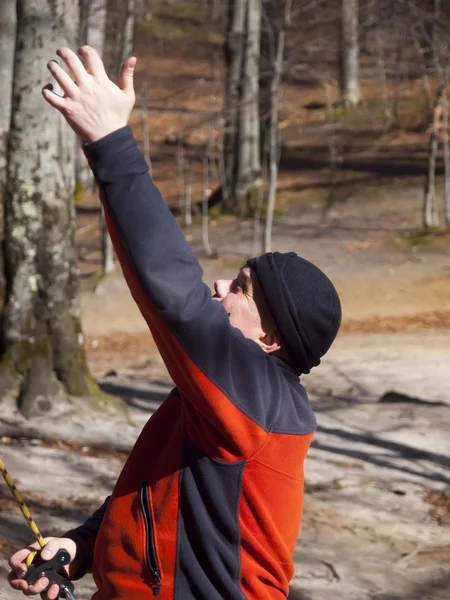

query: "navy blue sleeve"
xmin=63 ymin=497 xmax=110 ymax=579
xmin=85 ymin=127 xmax=316 ymax=438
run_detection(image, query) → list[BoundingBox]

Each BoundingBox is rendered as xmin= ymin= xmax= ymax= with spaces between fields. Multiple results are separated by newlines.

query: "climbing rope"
xmin=0 ymin=455 xmax=77 ymax=598
xmin=0 ymin=456 xmax=43 ymax=565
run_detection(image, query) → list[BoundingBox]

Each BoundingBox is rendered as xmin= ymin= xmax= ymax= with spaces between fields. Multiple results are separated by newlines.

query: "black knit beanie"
xmin=247 ymin=252 xmax=342 ymax=375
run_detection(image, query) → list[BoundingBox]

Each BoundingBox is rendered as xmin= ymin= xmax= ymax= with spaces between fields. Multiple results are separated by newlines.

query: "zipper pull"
xmin=152 ymin=571 xmax=161 ymax=596
xmin=152 ymin=580 xmax=161 ymax=596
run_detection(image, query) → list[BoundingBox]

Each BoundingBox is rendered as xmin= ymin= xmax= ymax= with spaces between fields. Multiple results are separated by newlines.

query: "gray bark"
xmin=442 ymin=91 xmax=450 ymax=229
xmin=100 ymin=210 xmax=115 ymax=274
xmin=142 ymin=103 xmax=151 ymax=171
xmin=0 ymin=0 xmax=16 ymax=314
xmin=82 ymin=0 xmax=107 ymax=53
xmin=120 ymin=0 xmax=136 ymax=66
xmin=236 ymin=0 xmax=262 ymax=216
xmin=224 ymin=0 xmax=262 ymax=216
xmin=184 ymin=171 xmax=193 ymax=229
xmin=202 ymin=124 xmax=214 ymax=257
xmin=76 ymin=0 xmax=107 ymax=193
xmin=419 ymin=0 xmax=440 ymax=70
xmin=264 ymin=0 xmax=290 ymax=253
xmin=207 ymin=0 xmax=222 ymax=24
xmin=341 ymin=0 xmax=361 ymax=107
xmin=202 ymin=157 xmax=213 ymax=257
xmin=0 ymin=0 xmax=112 ymax=418
xmin=223 ymin=0 xmax=247 ymax=212
xmin=101 ymin=0 xmax=136 ymax=276
xmin=423 ymin=91 xmax=442 ymax=229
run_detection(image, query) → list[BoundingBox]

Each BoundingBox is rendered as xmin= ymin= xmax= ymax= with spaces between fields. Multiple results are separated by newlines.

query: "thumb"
xmin=120 ymin=57 xmax=137 ymax=96
xmin=40 ymin=538 xmax=63 ymax=560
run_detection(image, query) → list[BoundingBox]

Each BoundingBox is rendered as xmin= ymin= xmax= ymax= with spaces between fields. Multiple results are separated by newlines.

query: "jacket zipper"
xmin=140 ymin=482 xmax=162 ymax=596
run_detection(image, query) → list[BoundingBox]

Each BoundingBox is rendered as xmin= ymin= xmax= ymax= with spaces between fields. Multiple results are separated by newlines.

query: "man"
xmin=8 ymin=47 xmax=341 ymax=600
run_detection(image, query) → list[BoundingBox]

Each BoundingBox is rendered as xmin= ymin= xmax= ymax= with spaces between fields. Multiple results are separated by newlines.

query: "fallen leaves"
xmin=424 ymin=489 xmax=450 ymax=525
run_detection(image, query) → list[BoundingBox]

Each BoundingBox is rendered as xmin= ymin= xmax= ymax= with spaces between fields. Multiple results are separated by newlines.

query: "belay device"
xmin=0 ymin=456 xmax=76 ymax=599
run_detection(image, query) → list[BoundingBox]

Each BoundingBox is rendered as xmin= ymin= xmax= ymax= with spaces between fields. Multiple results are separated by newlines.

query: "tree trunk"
xmin=264 ymin=0 xmax=290 ymax=253
xmin=76 ymin=0 xmax=107 ymax=195
xmin=100 ymin=0 xmax=136 ymax=276
xmin=259 ymin=0 xmax=281 ymax=141
xmin=423 ymin=91 xmax=443 ymax=229
xmin=110 ymin=0 xmax=137 ymax=83
xmin=0 ymin=0 xmax=121 ymax=419
xmin=207 ymin=0 xmax=223 ymax=24
xmin=341 ymin=0 xmax=361 ymax=107
xmin=223 ymin=0 xmax=247 ymax=213
xmin=442 ymin=90 xmax=450 ymax=229
xmin=236 ymin=0 xmax=262 ymax=216
xmin=202 ymin=157 xmax=213 ymax=257
xmin=0 ymin=0 xmax=16 ymax=315
xmin=420 ymin=0 xmax=440 ymax=70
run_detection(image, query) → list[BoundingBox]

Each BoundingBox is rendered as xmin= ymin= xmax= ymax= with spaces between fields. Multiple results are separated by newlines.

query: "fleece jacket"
xmin=65 ymin=126 xmax=316 ymax=599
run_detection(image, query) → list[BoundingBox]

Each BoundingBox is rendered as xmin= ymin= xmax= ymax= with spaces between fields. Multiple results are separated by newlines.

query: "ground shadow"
xmin=99 ymin=379 xmax=171 ymax=411
xmin=313 ymin=424 xmax=450 ymax=486
xmin=280 ymin=144 xmax=438 ymax=178
xmin=374 ymin=571 xmax=450 ymax=599
xmin=288 ymin=588 xmax=313 ymax=600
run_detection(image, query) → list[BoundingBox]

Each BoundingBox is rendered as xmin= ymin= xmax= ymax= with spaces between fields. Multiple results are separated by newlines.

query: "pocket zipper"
xmin=140 ymin=482 xmax=162 ymax=596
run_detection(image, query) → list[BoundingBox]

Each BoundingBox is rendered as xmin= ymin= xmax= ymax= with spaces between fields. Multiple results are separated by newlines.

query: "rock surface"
xmin=1 ymin=331 xmax=449 ymax=599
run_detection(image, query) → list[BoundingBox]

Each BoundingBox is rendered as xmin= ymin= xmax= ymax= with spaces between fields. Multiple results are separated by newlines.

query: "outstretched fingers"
xmin=119 ymin=56 xmax=137 ymax=96
xmin=42 ymin=84 xmax=67 ymax=111
xmin=47 ymin=60 xmax=78 ymax=97
xmin=56 ymin=47 xmax=88 ymax=84
xmin=78 ymin=45 xmax=108 ymax=79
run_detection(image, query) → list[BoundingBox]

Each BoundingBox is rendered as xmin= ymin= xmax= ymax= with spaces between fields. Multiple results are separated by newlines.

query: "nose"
xmin=214 ymin=280 xmax=232 ymax=298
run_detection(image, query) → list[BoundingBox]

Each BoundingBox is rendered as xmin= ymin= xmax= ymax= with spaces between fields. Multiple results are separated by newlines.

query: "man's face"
xmin=212 ymin=266 xmax=267 ymax=342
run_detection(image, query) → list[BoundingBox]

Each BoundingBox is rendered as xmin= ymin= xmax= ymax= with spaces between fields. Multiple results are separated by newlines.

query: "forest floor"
xmin=1 ymin=176 xmax=449 ymax=600
xmin=1 ymin=3 xmax=450 ymax=598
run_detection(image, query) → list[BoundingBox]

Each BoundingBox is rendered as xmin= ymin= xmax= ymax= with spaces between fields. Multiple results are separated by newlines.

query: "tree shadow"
xmin=373 ymin=571 xmax=450 ymax=599
xmin=287 ymin=571 xmax=450 ymax=600
xmin=280 ymin=144 xmax=438 ymax=178
xmin=312 ymin=423 xmax=450 ymax=486
xmin=99 ymin=379 xmax=171 ymax=412
xmin=288 ymin=587 xmax=313 ymax=600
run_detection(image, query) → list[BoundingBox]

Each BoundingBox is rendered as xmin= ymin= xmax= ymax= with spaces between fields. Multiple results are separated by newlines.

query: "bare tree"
xmin=236 ymin=0 xmax=262 ymax=215
xmin=206 ymin=0 xmax=223 ymax=24
xmin=77 ymin=0 xmax=107 ymax=193
xmin=99 ymin=0 xmax=138 ymax=275
xmin=0 ymin=0 xmax=16 ymax=316
xmin=418 ymin=0 xmax=441 ymax=71
xmin=442 ymin=89 xmax=450 ymax=228
xmin=142 ymin=84 xmax=151 ymax=170
xmin=0 ymin=0 xmax=122 ymax=418
xmin=223 ymin=0 xmax=247 ymax=212
xmin=202 ymin=156 xmax=214 ymax=257
xmin=423 ymin=85 xmax=444 ymax=229
xmin=224 ymin=0 xmax=262 ymax=216
xmin=264 ymin=0 xmax=291 ymax=253
xmin=80 ymin=0 xmax=115 ymax=277
xmin=121 ymin=0 xmax=137 ymax=67
xmin=341 ymin=0 xmax=361 ymax=107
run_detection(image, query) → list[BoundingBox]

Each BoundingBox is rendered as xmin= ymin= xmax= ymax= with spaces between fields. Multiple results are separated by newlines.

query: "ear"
xmin=258 ymin=331 xmax=282 ymax=355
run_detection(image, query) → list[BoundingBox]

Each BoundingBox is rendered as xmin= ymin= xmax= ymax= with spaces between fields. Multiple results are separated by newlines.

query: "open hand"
xmin=8 ymin=537 xmax=79 ymax=599
xmin=42 ymin=46 xmax=136 ymax=143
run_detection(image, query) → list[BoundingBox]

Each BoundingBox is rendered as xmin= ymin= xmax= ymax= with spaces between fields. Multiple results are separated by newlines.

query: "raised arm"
xmin=43 ymin=47 xmax=314 ymax=460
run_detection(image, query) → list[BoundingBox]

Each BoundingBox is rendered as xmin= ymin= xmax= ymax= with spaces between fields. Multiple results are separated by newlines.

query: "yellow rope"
xmin=0 ymin=457 xmax=43 ymax=565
